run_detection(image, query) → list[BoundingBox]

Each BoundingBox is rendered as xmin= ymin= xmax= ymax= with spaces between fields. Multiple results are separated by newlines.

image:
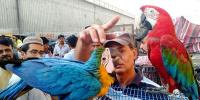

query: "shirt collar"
xmin=113 ymin=68 xmax=143 ymax=86
xmin=130 ymin=68 xmax=143 ymax=85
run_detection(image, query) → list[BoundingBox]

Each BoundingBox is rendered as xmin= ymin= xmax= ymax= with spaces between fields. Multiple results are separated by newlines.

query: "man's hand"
xmin=75 ymin=16 xmax=120 ymax=62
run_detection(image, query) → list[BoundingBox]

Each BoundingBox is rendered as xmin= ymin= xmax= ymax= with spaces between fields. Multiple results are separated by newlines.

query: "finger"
xmin=79 ymin=30 xmax=92 ymax=44
xmin=102 ymin=16 xmax=120 ymax=31
xmin=92 ymin=25 xmax=105 ymax=43
xmin=87 ymin=27 xmax=99 ymax=43
xmin=79 ymin=30 xmax=88 ymax=41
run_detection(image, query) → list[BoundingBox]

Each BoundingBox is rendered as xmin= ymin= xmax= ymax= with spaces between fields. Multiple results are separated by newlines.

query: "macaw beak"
xmin=135 ymin=13 xmax=152 ymax=41
xmin=101 ymin=48 xmax=114 ymax=74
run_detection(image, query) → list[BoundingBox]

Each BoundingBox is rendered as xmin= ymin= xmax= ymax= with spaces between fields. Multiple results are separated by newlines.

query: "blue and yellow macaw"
xmin=1 ymin=47 xmax=114 ymax=100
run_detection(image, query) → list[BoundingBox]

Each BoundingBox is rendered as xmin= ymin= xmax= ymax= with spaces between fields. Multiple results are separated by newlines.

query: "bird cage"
xmin=141 ymin=66 xmax=162 ymax=85
xmin=194 ymin=64 xmax=200 ymax=85
xmin=96 ymin=86 xmax=189 ymax=100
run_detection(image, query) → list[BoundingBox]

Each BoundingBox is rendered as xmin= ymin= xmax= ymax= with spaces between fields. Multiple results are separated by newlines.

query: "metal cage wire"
xmin=96 ymin=86 xmax=189 ymax=100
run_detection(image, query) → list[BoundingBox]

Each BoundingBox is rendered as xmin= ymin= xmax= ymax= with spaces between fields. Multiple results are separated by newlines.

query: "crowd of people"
xmin=0 ymin=34 xmax=78 ymax=100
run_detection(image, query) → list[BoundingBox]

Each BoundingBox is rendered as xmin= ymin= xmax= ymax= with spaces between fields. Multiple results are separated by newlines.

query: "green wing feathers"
xmin=84 ymin=47 xmax=105 ymax=78
xmin=160 ymin=35 xmax=199 ymax=99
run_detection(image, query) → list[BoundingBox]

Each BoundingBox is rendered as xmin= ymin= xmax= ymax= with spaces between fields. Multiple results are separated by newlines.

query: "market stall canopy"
xmin=174 ymin=16 xmax=200 ymax=53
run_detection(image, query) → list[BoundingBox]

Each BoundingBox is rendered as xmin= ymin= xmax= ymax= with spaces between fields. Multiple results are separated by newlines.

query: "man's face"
xmin=59 ymin=37 xmax=65 ymax=44
xmin=23 ymin=44 xmax=44 ymax=59
xmin=0 ymin=44 xmax=13 ymax=61
xmin=140 ymin=39 xmax=148 ymax=53
xmin=106 ymin=42 xmax=137 ymax=74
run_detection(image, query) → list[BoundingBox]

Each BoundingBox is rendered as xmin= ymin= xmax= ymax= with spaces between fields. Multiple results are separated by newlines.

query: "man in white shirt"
xmin=64 ymin=35 xmax=77 ymax=60
xmin=53 ymin=35 xmax=70 ymax=58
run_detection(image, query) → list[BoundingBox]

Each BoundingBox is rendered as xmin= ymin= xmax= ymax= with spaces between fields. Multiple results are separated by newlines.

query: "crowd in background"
xmin=1 ymin=34 xmax=78 ymax=60
xmin=0 ymin=34 xmax=78 ymax=100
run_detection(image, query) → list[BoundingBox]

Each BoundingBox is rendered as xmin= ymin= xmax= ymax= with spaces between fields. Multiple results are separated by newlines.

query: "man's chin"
xmin=114 ymin=69 xmax=126 ymax=74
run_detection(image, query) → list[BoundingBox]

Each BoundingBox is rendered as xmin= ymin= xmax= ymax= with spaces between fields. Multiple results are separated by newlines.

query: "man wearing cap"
xmin=64 ymin=35 xmax=78 ymax=60
xmin=17 ymin=36 xmax=52 ymax=100
xmin=20 ymin=36 xmax=45 ymax=59
xmin=75 ymin=16 xmax=160 ymax=99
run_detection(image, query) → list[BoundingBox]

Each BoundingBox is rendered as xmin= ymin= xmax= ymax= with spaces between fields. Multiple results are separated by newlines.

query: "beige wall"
xmin=0 ymin=0 xmax=134 ymax=35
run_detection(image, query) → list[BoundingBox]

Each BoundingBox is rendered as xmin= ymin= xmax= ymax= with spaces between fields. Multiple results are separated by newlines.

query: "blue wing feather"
xmin=6 ymin=58 xmax=101 ymax=99
xmin=0 ymin=79 xmax=27 ymax=99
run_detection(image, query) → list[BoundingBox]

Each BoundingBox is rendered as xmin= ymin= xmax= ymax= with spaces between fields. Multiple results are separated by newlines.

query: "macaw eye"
xmin=150 ymin=10 xmax=154 ymax=13
xmin=102 ymin=57 xmax=106 ymax=61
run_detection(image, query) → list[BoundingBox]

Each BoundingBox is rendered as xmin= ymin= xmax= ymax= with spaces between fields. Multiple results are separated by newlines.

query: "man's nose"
xmin=109 ymin=48 xmax=121 ymax=61
xmin=2 ymin=50 xmax=8 ymax=55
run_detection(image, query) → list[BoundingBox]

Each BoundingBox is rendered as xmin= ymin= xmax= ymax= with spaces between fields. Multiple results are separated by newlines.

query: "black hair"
xmin=0 ymin=36 xmax=14 ymax=47
xmin=66 ymin=35 xmax=78 ymax=48
xmin=41 ymin=37 xmax=49 ymax=44
xmin=58 ymin=34 xmax=65 ymax=39
xmin=0 ymin=36 xmax=19 ymax=60
xmin=20 ymin=43 xmax=29 ymax=52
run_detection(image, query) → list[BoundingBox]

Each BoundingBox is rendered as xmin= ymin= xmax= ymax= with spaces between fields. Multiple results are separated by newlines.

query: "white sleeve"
xmin=53 ymin=45 xmax=58 ymax=56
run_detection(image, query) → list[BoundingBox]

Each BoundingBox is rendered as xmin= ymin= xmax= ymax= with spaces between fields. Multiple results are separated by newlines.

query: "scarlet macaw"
xmin=135 ymin=5 xmax=199 ymax=99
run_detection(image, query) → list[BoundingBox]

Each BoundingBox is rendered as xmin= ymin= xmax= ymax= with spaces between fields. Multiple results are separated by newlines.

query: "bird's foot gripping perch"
xmin=169 ymin=89 xmax=188 ymax=100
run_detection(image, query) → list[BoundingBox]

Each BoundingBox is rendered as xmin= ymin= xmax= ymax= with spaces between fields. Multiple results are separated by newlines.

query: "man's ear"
xmin=132 ymin=48 xmax=138 ymax=60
